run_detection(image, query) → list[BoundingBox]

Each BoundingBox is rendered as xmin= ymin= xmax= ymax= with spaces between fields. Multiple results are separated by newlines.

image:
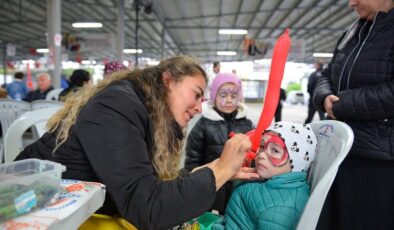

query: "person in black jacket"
xmin=304 ymin=60 xmax=325 ymax=124
xmin=313 ymin=1 xmax=394 ymax=229
xmin=15 ymin=56 xmax=258 ymax=230
xmin=59 ymin=69 xmax=91 ymax=101
xmin=274 ymin=88 xmax=287 ymax=122
xmin=23 ymin=72 xmax=54 ymax=102
xmin=184 ymin=73 xmax=254 ymax=214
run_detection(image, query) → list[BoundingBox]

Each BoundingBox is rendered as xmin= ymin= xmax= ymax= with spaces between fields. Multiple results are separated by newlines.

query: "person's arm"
xmin=184 ymin=119 xmax=206 ymax=171
xmin=307 ymin=72 xmax=315 ymax=94
xmin=75 ymin=88 xmax=253 ymax=229
xmin=313 ymin=63 xmax=335 ymax=113
xmin=313 ymin=32 xmax=347 ymax=113
xmin=332 ymin=80 xmax=394 ymax=121
xmin=207 ymin=133 xmax=252 ymax=190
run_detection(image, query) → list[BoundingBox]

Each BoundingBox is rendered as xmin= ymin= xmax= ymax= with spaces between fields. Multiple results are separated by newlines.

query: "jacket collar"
xmin=375 ymin=7 xmax=394 ymax=26
xmin=265 ymin=172 xmax=308 ymax=189
xmin=201 ymin=101 xmax=249 ymax=121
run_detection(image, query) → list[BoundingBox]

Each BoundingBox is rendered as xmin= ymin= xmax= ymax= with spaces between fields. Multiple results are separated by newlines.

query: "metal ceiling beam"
xmin=265 ymin=0 xmax=303 ymax=38
xmin=135 ymin=5 xmax=177 ymax=58
xmin=215 ymin=0 xmax=223 ymax=56
xmin=168 ymin=3 xmax=346 ymax=22
xmin=292 ymin=0 xmax=340 ymax=37
xmin=253 ymin=0 xmax=282 ymax=39
xmin=235 ymin=0 xmax=264 ymax=61
xmin=298 ymin=7 xmax=353 ymax=40
xmin=167 ymin=25 xmax=344 ymax=32
xmin=0 ymin=19 xmax=157 ymax=24
xmin=285 ymin=0 xmax=320 ymax=32
xmin=152 ymin=0 xmax=184 ymax=55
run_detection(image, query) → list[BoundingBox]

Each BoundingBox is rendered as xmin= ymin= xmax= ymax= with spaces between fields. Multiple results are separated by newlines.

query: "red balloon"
xmin=246 ymin=29 xmax=291 ymax=166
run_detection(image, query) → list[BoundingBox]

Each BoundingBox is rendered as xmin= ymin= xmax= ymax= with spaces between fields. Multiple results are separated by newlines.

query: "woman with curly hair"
xmin=15 ymin=56 xmax=257 ymax=230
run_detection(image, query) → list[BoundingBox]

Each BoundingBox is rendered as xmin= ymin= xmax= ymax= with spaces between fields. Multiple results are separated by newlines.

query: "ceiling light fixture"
xmin=313 ymin=52 xmax=333 ymax=58
xmin=123 ymin=49 xmax=143 ymax=54
xmin=36 ymin=48 xmax=49 ymax=53
xmin=218 ymin=29 xmax=248 ymax=35
xmin=72 ymin=22 xmax=103 ymax=28
xmin=217 ymin=51 xmax=237 ymax=56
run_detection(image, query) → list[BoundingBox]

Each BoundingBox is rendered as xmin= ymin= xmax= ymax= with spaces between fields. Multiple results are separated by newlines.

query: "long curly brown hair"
xmin=47 ymin=56 xmax=207 ymax=180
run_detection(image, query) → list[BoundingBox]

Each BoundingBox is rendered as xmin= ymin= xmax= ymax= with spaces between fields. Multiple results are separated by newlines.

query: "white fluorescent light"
xmin=81 ymin=60 xmax=96 ymax=65
xmin=36 ymin=48 xmax=49 ymax=53
xmin=217 ymin=51 xmax=237 ymax=56
xmin=72 ymin=22 xmax=103 ymax=28
xmin=147 ymin=60 xmax=160 ymax=65
xmin=219 ymin=29 xmax=248 ymax=35
xmin=313 ymin=52 xmax=333 ymax=58
xmin=22 ymin=59 xmax=35 ymax=64
xmin=123 ymin=49 xmax=143 ymax=54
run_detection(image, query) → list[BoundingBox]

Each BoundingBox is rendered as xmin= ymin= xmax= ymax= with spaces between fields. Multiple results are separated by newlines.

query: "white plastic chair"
xmin=4 ymin=107 xmax=61 ymax=163
xmin=296 ymin=120 xmax=354 ymax=230
xmin=45 ymin=88 xmax=64 ymax=101
xmin=31 ymin=99 xmax=64 ymax=110
xmin=0 ymin=99 xmax=31 ymax=137
xmin=0 ymin=99 xmax=31 ymax=162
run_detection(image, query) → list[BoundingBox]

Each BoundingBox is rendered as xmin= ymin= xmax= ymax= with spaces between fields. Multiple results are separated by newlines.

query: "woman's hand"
xmin=232 ymin=167 xmax=260 ymax=180
xmin=208 ymin=134 xmax=252 ymax=190
xmin=324 ymin=95 xmax=339 ymax=119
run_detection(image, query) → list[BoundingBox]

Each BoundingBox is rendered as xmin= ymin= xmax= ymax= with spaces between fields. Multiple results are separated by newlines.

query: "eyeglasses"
xmin=258 ymin=132 xmax=289 ymax=167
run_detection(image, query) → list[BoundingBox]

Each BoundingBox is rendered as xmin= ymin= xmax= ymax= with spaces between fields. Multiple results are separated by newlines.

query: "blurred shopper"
xmin=0 ymin=87 xmax=7 ymax=98
xmin=313 ymin=0 xmax=394 ymax=229
xmin=213 ymin=61 xmax=221 ymax=75
xmin=6 ymin=72 xmax=28 ymax=100
xmin=61 ymin=74 xmax=70 ymax=89
xmin=304 ymin=60 xmax=325 ymax=124
xmin=274 ymin=88 xmax=287 ymax=122
xmin=23 ymin=72 xmax=54 ymax=102
xmin=204 ymin=61 xmax=222 ymax=101
xmin=59 ymin=69 xmax=91 ymax=101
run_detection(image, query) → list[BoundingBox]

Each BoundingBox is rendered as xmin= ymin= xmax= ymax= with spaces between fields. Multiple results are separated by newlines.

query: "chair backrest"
xmin=4 ymin=107 xmax=61 ymax=162
xmin=45 ymin=88 xmax=64 ymax=101
xmin=31 ymin=99 xmax=64 ymax=110
xmin=0 ymin=99 xmax=31 ymax=137
xmin=296 ymin=120 xmax=354 ymax=230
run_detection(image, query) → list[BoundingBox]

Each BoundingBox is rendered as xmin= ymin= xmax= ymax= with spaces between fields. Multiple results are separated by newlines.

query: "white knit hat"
xmin=266 ymin=121 xmax=317 ymax=172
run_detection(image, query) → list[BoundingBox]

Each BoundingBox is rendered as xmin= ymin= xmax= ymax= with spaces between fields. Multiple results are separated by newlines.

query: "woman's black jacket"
xmin=16 ymin=79 xmax=216 ymax=230
xmin=313 ymin=8 xmax=394 ymax=160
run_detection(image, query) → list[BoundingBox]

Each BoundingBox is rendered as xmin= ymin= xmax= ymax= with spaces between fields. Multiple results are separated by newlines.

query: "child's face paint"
xmin=255 ymin=131 xmax=291 ymax=179
xmin=215 ymin=83 xmax=240 ymax=114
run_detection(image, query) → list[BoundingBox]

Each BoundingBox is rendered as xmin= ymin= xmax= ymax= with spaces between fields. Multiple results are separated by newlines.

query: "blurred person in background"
xmin=313 ymin=0 xmax=394 ymax=229
xmin=213 ymin=61 xmax=221 ymax=75
xmin=304 ymin=60 xmax=325 ymax=124
xmin=274 ymin=88 xmax=287 ymax=122
xmin=59 ymin=69 xmax=91 ymax=101
xmin=23 ymin=72 xmax=54 ymax=102
xmin=204 ymin=61 xmax=222 ymax=101
xmin=6 ymin=71 xmax=28 ymax=100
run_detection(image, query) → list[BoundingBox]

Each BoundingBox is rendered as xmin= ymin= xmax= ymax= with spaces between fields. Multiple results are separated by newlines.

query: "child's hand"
xmin=231 ymin=167 xmax=260 ymax=180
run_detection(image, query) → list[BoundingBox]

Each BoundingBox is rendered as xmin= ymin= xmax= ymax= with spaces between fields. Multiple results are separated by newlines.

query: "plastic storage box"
xmin=0 ymin=159 xmax=66 ymax=223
